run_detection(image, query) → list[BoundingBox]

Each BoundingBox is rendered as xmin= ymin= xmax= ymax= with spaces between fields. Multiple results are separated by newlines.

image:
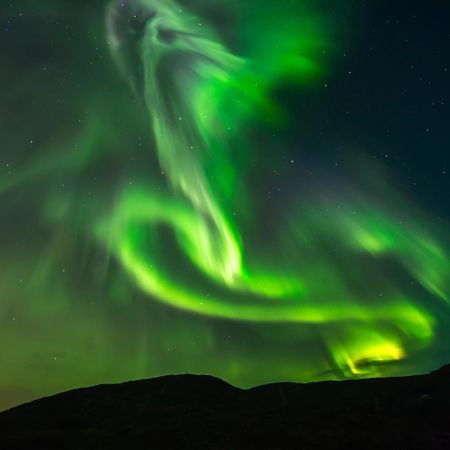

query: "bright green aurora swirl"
xmin=103 ymin=0 xmax=448 ymax=375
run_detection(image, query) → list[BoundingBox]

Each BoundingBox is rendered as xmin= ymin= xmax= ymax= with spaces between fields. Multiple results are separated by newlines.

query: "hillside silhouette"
xmin=0 ymin=366 xmax=449 ymax=449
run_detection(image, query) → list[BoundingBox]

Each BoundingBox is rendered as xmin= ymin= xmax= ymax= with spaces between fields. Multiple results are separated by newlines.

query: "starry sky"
xmin=0 ymin=0 xmax=449 ymax=411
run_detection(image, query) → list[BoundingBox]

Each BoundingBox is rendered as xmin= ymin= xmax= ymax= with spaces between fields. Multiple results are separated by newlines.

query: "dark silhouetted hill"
xmin=0 ymin=366 xmax=449 ymax=449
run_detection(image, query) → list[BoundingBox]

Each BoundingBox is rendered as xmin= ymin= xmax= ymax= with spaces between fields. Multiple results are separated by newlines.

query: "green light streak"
xmin=103 ymin=0 xmax=449 ymax=375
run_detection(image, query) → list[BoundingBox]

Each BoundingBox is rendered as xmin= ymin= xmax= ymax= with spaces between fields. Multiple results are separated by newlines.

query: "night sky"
xmin=0 ymin=0 xmax=449 ymax=411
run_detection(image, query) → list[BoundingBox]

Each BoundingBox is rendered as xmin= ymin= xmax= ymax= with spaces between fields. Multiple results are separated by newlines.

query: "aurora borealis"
xmin=0 ymin=0 xmax=449 ymax=411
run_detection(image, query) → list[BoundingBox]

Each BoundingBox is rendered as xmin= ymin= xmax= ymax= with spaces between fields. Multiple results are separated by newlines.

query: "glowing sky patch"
xmin=0 ymin=0 xmax=449 ymax=411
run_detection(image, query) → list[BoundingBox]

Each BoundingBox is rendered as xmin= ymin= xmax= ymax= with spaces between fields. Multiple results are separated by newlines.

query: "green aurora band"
xmin=103 ymin=0 xmax=448 ymax=375
xmin=0 ymin=0 xmax=449 ymax=410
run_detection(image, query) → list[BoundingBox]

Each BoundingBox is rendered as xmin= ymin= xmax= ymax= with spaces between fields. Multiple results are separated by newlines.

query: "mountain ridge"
xmin=1 ymin=365 xmax=449 ymax=449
